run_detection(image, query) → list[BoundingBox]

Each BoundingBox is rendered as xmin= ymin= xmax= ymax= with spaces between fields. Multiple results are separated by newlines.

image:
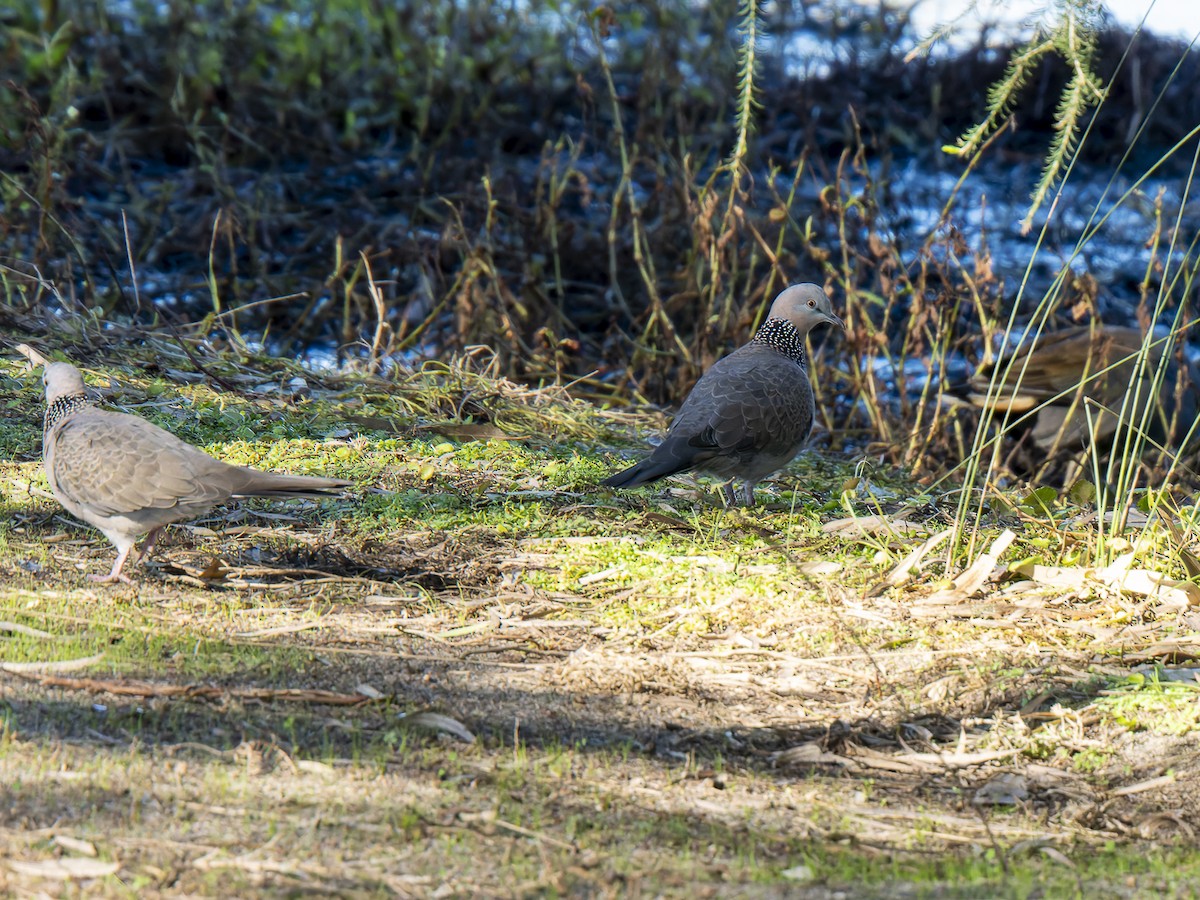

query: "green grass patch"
xmin=1092 ymin=671 xmax=1200 ymax=736
xmin=3 ymin=351 xmax=1200 ymax=896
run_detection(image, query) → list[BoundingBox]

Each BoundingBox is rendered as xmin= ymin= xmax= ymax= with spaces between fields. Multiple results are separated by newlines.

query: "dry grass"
xmin=2 ymin=344 xmax=1200 ymax=896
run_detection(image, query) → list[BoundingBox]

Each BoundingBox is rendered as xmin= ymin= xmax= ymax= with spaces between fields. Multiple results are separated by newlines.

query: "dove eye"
xmin=807 ymin=300 xmax=816 ymax=308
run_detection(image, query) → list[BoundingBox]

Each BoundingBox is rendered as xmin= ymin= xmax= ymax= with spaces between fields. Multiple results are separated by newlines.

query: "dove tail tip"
xmin=602 ymin=459 xmax=681 ymax=489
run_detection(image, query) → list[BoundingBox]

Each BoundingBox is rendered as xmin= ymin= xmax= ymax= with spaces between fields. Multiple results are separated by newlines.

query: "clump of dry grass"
xmin=5 ymin=3 xmax=1198 ymax=447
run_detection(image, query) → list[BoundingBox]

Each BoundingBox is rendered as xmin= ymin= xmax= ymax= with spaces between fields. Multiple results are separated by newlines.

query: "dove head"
xmin=767 ymin=283 xmax=845 ymax=336
xmin=43 ymin=362 xmax=88 ymax=406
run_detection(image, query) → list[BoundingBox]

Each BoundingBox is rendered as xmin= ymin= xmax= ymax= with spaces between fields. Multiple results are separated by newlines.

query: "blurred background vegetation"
xmin=2 ymin=0 xmax=1198 ymax=482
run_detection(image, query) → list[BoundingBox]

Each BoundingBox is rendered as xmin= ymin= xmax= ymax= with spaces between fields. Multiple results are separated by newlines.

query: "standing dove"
xmin=604 ymin=283 xmax=844 ymax=506
xmin=41 ymin=362 xmax=351 ymax=584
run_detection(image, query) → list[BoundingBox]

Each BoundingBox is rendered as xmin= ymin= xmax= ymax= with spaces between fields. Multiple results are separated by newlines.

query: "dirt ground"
xmin=4 ymin=496 xmax=1200 ymax=898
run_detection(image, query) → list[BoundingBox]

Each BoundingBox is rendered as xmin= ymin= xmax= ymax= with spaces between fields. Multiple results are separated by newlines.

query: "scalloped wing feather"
xmin=48 ymin=409 xmax=235 ymax=519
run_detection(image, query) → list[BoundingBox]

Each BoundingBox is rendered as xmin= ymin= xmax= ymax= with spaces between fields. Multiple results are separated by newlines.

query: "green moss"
xmin=1092 ymin=673 xmax=1200 ymax=735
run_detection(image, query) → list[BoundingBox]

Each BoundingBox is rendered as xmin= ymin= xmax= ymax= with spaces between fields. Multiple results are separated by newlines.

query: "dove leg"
xmin=89 ymin=545 xmax=135 ymax=585
xmin=739 ymin=481 xmax=757 ymax=507
xmin=133 ymin=527 xmax=163 ymax=567
xmin=720 ymin=481 xmax=739 ymax=507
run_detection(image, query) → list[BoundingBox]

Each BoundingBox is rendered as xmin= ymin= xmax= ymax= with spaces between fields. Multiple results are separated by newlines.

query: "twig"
xmin=5 ymin=671 xmax=377 ymax=706
xmin=0 ymin=620 xmax=56 ymax=640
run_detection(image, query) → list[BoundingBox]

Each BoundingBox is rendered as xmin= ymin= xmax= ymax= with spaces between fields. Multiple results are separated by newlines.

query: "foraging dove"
xmin=603 ymin=283 xmax=844 ymax=506
xmin=41 ymin=362 xmax=351 ymax=584
xmin=965 ymin=325 xmax=1200 ymax=459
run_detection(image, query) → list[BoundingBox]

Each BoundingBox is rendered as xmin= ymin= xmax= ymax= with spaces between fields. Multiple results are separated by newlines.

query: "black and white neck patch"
xmin=44 ymin=393 xmax=93 ymax=433
xmin=751 ymin=317 xmax=807 ymax=368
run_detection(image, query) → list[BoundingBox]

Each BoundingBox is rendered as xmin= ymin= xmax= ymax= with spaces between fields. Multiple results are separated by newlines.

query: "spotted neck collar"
xmin=44 ymin=392 xmax=93 ymax=433
xmin=751 ymin=317 xmax=807 ymax=368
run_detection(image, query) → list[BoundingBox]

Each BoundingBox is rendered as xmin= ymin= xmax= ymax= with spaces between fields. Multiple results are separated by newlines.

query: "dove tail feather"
xmin=602 ymin=452 xmax=690 ymax=489
xmin=229 ymin=468 xmax=351 ymax=499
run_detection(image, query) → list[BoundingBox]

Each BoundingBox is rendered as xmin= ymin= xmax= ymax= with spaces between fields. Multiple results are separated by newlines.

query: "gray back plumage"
xmin=604 ymin=283 xmax=843 ymax=504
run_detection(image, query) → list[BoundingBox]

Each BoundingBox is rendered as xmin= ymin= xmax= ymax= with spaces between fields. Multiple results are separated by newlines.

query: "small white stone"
xmin=780 ymin=864 xmax=814 ymax=882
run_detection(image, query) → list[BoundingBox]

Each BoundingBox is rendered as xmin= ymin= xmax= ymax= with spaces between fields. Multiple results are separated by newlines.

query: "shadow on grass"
xmin=5 ymin=626 xmax=1200 ymax=896
xmin=3 ymin=687 xmax=1199 ymax=897
xmin=0 ymin=634 xmax=1128 ymax=782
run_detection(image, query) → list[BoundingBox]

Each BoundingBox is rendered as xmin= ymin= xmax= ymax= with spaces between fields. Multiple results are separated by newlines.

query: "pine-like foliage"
xmin=728 ymin=0 xmax=763 ymax=175
xmin=947 ymin=0 xmax=1106 ymax=233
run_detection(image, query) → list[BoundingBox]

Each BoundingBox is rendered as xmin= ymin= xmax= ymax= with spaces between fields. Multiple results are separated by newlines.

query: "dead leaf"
xmin=1027 ymin=565 xmax=1088 ymax=590
xmin=578 ymin=565 xmax=626 ymax=585
xmin=1136 ymin=812 xmax=1195 ymax=839
xmin=1026 ymin=560 xmax=1200 ymax=610
xmin=642 ymin=512 xmax=694 ymax=531
xmin=1037 ymin=846 xmax=1077 ymax=868
xmin=0 ymin=653 xmax=106 ymax=674
xmin=419 ymin=422 xmax=528 ymax=441
xmin=821 ymin=515 xmax=929 ymax=538
xmin=922 ymin=529 xmax=1016 ymax=604
xmin=195 ymin=559 xmax=231 ymax=581
xmin=1132 ymin=665 xmax=1200 ymax=684
xmin=796 ymin=560 xmax=843 ymax=576
xmin=0 ymin=621 xmax=55 ymax=639
xmin=295 ymin=760 xmax=337 ymax=777
xmin=1110 ymin=773 xmax=1176 ymax=797
xmin=1162 ymin=517 xmax=1200 ymax=579
xmin=1097 ymin=566 xmax=1200 ymax=611
xmin=344 ymin=414 xmax=405 ymax=433
xmin=879 ymin=527 xmax=954 ymax=590
xmin=52 ymin=836 xmax=97 ymax=857
xmin=780 ymin=864 xmax=815 ymax=882
xmin=6 ymin=672 xmax=372 ymax=706
xmin=401 ymin=711 xmax=476 ymax=744
xmin=14 ymin=343 xmax=50 ymax=368
xmin=774 ymin=742 xmax=854 ymax=768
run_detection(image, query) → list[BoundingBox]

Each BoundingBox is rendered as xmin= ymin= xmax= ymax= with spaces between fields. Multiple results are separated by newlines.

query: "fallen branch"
xmin=6 ymin=671 xmax=379 ymax=706
xmin=0 ymin=621 xmax=57 ymax=640
xmin=1 ymin=653 xmax=106 ymax=674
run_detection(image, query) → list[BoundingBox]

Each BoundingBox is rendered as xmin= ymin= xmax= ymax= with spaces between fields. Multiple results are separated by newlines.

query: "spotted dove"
xmin=603 ymin=283 xmax=844 ymax=506
xmin=965 ymin=325 xmax=1199 ymax=461
xmin=41 ymin=362 xmax=351 ymax=584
